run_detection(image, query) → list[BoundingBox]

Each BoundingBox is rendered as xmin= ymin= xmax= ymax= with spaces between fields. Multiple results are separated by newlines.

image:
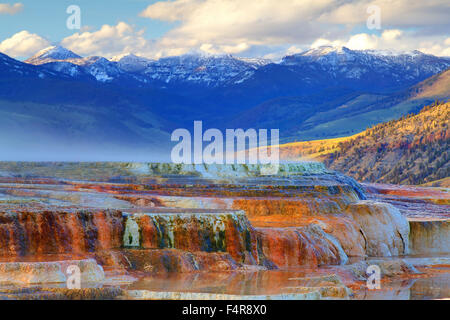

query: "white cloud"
xmin=140 ymin=0 xmax=197 ymax=22
xmin=418 ymin=41 xmax=450 ymax=57
xmin=320 ymin=0 xmax=450 ymax=30
xmin=199 ymin=42 xmax=250 ymax=55
xmin=440 ymin=48 xmax=450 ymax=56
xmin=346 ymin=33 xmax=378 ymax=50
xmin=310 ymin=38 xmax=345 ymax=49
xmin=310 ymin=32 xmax=450 ymax=57
xmin=382 ymin=29 xmax=403 ymax=41
xmin=0 ymin=31 xmax=50 ymax=58
xmin=0 ymin=2 xmax=23 ymax=15
xmin=141 ymin=0 xmax=339 ymax=55
xmin=60 ymin=22 xmax=155 ymax=58
xmin=140 ymin=0 xmax=450 ymax=56
xmin=59 ymin=21 xmax=250 ymax=59
xmin=2 ymin=1 xmax=448 ymax=60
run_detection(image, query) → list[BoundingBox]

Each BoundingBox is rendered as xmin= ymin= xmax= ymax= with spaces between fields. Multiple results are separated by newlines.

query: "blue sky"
xmin=0 ymin=0 xmax=171 ymax=42
xmin=0 ymin=0 xmax=449 ymax=60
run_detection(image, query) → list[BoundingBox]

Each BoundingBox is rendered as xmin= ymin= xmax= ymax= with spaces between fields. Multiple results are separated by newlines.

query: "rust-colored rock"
xmin=123 ymin=212 xmax=259 ymax=265
xmin=0 ymin=209 xmax=124 ymax=257
xmin=256 ymin=224 xmax=348 ymax=268
xmin=409 ymin=220 xmax=449 ymax=254
xmin=122 ymin=249 xmax=241 ymax=273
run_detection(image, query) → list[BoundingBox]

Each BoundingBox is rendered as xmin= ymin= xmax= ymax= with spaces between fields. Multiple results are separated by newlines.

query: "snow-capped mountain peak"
xmin=18 ymin=46 xmax=450 ymax=87
xmin=236 ymin=57 xmax=272 ymax=68
xmin=141 ymin=53 xmax=272 ymax=86
xmin=111 ymin=53 xmax=154 ymax=73
xmin=22 ymin=46 xmax=274 ymax=86
xmin=24 ymin=46 xmax=130 ymax=83
xmin=278 ymin=46 xmax=450 ymax=84
xmin=110 ymin=53 xmax=152 ymax=63
xmin=26 ymin=45 xmax=81 ymax=64
xmin=287 ymin=46 xmax=432 ymax=61
xmin=301 ymin=46 xmax=350 ymax=56
xmin=283 ymin=46 xmax=431 ymax=64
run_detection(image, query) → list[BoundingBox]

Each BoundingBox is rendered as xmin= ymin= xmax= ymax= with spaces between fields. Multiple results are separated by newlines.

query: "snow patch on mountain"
xmin=26 ymin=46 xmax=81 ymax=65
xmin=141 ymin=53 xmax=271 ymax=86
xmin=26 ymin=47 xmax=126 ymax=83
xmin=25 ymin=47 xmax=271 ymax=86
xmin=17 ymin=45 xmax=450 ymax=87
xmin=111 ymin=53 xmax=154 ymax=73
xmin=279 ymin=46 xmax=450 ymax=81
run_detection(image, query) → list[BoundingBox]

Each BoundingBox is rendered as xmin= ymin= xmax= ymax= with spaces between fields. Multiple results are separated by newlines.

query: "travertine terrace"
xmin=0 ymin=162 xmax=448 ymax=300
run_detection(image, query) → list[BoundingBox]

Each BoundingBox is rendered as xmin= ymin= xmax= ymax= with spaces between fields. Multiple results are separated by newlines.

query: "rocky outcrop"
xmin=0 ymin=259 xmax=104 ymax=285
xmin=0 ymin=209 xmax=124 ymax=257
xmin=2 ymin=162 xmax=443 ymax=301
xmin=409 ymin=220 xmax=449 ymax=254
xmin=0 ymin=208 xmax=353 ymax=272
xmin=0 ymin=287 xmax=123 ymax=300
xmin=0 ymin=165 xmax=414 ymax=273
xmin=256 ymin=225 xmax=348 ymax=268
xmin=122 ymin=211 xmax=257 ymax=265
xmin=121 ymin=212 xmax=349 ymax=269
xmin=0 ymin=161 xmax=448 ymax=302
xmin=344 ymin=201 xmax=410 ymax=256
xmin=344 ymin=259 xmax=419 ymax=281
xmin=121 ymin=249 xmax=241 ymax=273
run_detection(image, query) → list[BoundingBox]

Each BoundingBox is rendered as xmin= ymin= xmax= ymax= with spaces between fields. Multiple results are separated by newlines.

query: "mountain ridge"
xmin=23 ymin=45 xmax=450 ymax=88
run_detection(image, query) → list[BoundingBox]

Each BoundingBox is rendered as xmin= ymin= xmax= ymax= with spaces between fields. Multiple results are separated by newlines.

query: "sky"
xmin=0 ymin=0 xmax=449 ymax=60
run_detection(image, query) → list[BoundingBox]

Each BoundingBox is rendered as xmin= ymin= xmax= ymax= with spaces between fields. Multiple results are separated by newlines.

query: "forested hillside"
xmin=280 ymin=101 xmax=449 ymax=185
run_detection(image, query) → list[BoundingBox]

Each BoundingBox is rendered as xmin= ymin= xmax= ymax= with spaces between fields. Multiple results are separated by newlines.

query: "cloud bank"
xmin=60 ymin=22 xmax=155 ymax=59
xmin=0 ymin=31 xmax=50 ymax=58
xmin=1 ymin=0 xmax=449 ymax=59
xmin=140 ymin=0 xmax=450 ymax=57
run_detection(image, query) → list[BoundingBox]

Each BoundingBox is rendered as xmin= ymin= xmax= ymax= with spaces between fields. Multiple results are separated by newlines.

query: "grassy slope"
xmin=284 ymin=69 xmax=450 ymax=141
xmin=421 ymin=177 xmax=450 ymax=188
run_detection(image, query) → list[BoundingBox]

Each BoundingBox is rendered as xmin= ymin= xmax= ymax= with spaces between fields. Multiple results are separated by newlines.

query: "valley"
xmin=1 ymin=46 xmax=449 ymax=160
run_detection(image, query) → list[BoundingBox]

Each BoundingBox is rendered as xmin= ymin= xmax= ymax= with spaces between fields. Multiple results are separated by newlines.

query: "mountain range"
xmin=0 ymin=45 xmax=449 ymax=160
